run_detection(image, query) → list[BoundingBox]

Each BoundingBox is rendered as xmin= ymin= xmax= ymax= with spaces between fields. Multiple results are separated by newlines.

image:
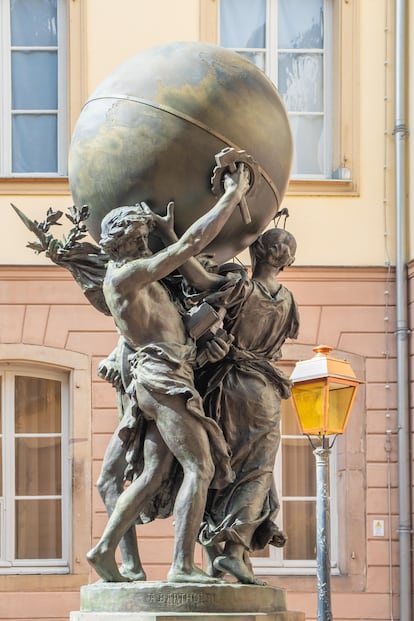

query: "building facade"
xmin=0 ymin=2 xmax=413 ymax=621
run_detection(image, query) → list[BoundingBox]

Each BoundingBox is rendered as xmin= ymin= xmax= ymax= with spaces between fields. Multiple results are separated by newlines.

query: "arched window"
xmin=251 ymin=365 xmax=338 ymax=574
xmin=0 ymin=365 xmax=70 ymax=572
xmin=0 ymin=345 xmax=91 ymax=580
xmin=249 ymin=348 xmax=365 ymax=578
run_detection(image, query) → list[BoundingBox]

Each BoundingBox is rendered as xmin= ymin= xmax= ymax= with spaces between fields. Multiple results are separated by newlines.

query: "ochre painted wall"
xmin=1 ymin=0 xmax=406 ymax=267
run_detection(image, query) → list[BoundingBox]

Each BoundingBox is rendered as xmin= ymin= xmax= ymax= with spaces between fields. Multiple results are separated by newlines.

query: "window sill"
xmin=0 ymin=177 xmax=70 ymax=195
xmin=0 ymin=177 xmax=358 ymax=198
xmin=287 ymin=178 xmax=358 ymax=196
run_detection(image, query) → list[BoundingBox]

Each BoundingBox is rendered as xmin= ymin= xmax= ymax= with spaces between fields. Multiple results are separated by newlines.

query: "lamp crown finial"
xmin=313 ymin=345 xmax=333 ymax=356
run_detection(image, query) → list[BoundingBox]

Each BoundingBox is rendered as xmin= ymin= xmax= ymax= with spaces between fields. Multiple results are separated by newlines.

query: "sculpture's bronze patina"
xmin=68 ymin=41 xmax=293 ymax=262
xmin=15 ymin=198 xmax=299 ymax=587
xmin=13 ymin=42 xmax=299 ymax=590
xmin=146 ymin=223 xmax=299 ymax=585
xmin=84 ymin=166 xmax=249 ymax=583
xmin=193 ymin=229 xmax=299 ymax=584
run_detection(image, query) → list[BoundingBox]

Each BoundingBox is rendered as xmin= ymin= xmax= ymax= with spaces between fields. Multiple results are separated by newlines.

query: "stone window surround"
xmin=0 ymin=343 xmax=92 ymax=592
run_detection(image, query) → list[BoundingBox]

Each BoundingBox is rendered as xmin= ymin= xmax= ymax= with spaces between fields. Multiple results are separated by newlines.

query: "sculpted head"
xmin=100 ymin=204 xmax=156 ymax=259
xmin=249 ymin=228 xmax=296 ymax=273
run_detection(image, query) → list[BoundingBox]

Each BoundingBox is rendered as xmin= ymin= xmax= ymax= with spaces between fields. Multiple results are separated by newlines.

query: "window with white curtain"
xmin=251 ymin=364 xmax=338 ymax=574
xmin=0 ymin=366 xmax=70 ymax=573
xmin=0 ymin=0 xmax=68 ymax=177
xmin=219 ymin=0 xmax=336 ymax=180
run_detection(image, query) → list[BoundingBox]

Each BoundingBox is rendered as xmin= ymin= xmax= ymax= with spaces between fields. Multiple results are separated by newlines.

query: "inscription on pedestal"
xmin=144 ymin=590 xmax=216 ymax=609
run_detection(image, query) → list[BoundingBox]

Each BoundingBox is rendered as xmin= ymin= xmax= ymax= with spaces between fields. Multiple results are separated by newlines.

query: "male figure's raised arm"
xmin=150 ymin=204 xmax=226 ymax=292
xmin=119 ymin=164 xmax=250 ymax=286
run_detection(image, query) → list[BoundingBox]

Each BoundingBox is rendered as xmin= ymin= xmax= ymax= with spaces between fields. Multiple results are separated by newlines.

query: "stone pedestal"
xmin=71 ymin=614 xmax=304 ymax=621
xmin=70 ymin=582 xmax=305 ymax=621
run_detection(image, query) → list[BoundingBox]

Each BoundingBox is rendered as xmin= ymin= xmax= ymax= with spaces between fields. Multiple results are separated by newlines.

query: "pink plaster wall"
xmin=0 ymin=263 xmax=412 ymax=621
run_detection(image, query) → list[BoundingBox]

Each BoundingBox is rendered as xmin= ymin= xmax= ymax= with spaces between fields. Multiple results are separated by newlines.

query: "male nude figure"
xmin=86 ymin=164 xmax=249 ymax=582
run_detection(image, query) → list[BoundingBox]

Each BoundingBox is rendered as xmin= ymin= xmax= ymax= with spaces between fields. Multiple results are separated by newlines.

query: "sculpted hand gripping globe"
xmin=68 ymin=41 xmax=293 ymax=262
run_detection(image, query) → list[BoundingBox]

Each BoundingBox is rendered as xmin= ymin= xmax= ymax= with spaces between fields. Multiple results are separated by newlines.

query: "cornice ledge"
xmin=0 ymin=265 xmax=73 ymax=281
xmin=280 ymin=265 xmax=395 ymax=283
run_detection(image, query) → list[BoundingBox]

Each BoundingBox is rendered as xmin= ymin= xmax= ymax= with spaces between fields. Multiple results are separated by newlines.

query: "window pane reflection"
xmin=11 ymin=0 xmax=58 ymax=46
xmin=220 ymin=0 xmax=265 ymax=48
xmin=16 ymin=437 xmax=61 ymax=496
xmin=12 ymin=51 xmax=58 ymax=110
xmin=12 ymin=115 xmax=58 ymax=173
xmin=282 ymin=438 xmax=316 ymax=496
xmin=281 ymin=396 xmax=301 ymax=435
xmin=289 ymin=115 xmax=324 ymax=175
xmin=15 ymin=377 xmax=61 ymax=433
xmin=283 ymin=500 xmax=316 ymax=560
xmin=278 ymin=0 xmax=323 ymax=49
xmin=15 ymin=498 xmax=62 ymax=559
xmin=278 ymin=53 xmax=323 ymax=112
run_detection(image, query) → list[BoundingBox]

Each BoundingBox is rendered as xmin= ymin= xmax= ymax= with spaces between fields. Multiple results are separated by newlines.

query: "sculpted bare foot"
xmin=213 ymin=555 xmax=267 ymax=585
xmin=269 ymin=525 xmax=287 ymax=548
xmin=243 ymin=550 xmax=254 ymax=575
xmin=168 ymin=565 xmax=224 ymax=584
xmin=120 ymin=564 xmax=147 ymax=581
xmin=207 ymin=562 xmax=225 ymax=579
xmin=87 ymin=546 xmax=130 ymax=582
xmin=205 ymin=544 xmax=225 ymax=578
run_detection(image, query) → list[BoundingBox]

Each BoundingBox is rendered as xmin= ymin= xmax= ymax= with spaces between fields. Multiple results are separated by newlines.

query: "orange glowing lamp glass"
xmin=289 ymin=346 xmax=361 ymax=436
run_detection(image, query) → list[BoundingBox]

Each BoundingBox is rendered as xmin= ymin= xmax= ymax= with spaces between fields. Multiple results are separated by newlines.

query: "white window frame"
xmin=248 ymin=361 xmax=338 ymax=575
xmin=0 ymin=364 xmax=71 ymax=574
xmin=0 ymin=0 xmax=68 ymax=178
xmin=218 ymin=0 xmax=337 ymax=181
xmin=252 ymin=436 xmax=338 ymax=576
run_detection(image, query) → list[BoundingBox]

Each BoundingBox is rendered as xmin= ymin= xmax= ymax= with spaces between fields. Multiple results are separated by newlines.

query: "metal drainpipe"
xmin=394 ymin=1 xmax=411 ymax=620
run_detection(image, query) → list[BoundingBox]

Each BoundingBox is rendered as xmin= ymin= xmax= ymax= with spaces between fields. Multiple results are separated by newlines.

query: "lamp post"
xmin=289 ymin=345 xmax=361 ymax=621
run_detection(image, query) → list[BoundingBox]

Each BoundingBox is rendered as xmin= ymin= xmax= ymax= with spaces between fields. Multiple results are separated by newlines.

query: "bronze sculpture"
xmin=44 ymin=165 xmax=248 ymax=584
xmin=193 ymin=229 xmax=299 ymax=584
xmin=153 ymin=224 xmax=299 ymax=584
xmin=85 ymin=166 xmax=250 ymax=583
xmin=14 ymin=197 xmax=299 ymax=586
xmin=13 ymin=41 xmax=299 ymax=588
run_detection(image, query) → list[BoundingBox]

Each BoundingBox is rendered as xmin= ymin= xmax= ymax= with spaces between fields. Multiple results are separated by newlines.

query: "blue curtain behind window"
xmin=10 ymin=0 xmax=58 ymax=173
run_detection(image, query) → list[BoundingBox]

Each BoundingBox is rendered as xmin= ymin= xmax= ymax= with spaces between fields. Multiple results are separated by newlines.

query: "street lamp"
xmin=289 ymin=345 xmax=361 ymax=621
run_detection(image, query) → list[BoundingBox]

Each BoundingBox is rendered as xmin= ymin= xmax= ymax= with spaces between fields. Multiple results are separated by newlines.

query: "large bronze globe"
xmin=68 ymin=41 xmax=292 ymax=262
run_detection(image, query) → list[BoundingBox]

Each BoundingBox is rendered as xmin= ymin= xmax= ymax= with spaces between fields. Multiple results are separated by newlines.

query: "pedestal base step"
xmin=71 ymin=581 xmax=305 ymax=620
xmin=71 ymin=612 xmax=305 ymax=621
